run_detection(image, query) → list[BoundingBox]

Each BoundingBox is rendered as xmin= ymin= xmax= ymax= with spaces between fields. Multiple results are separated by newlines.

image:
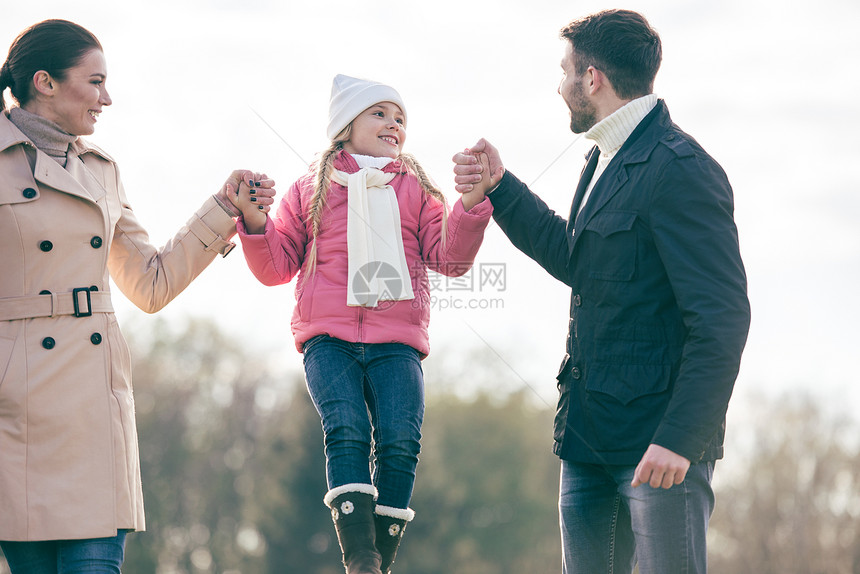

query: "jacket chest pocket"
xmin=581 ymin=210 xmax=637 ymax=282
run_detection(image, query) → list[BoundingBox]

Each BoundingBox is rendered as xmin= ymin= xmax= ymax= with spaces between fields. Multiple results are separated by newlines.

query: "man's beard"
xmin=568 ymin=80 xmax=598 ymax=134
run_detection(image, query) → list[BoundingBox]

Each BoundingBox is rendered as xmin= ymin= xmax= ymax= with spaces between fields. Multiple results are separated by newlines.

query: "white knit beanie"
xmin=327 ymin=74 xmax=407 ymax=141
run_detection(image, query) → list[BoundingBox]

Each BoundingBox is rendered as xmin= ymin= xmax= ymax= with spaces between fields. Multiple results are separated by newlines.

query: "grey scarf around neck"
xmin=9 ymin=107 xmax=78 ymax=167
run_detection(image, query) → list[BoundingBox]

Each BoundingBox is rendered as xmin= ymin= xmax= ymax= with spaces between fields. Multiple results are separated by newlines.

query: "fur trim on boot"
xmin=326 ymin=486 xmax=383 ymax=574
xmin=374 ymin=505 xmax=414 ymax=573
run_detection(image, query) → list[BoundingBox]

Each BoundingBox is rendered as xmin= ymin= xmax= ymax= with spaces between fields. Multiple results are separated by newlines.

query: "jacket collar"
xmin=585 ymin=94 xmax=659 ymax=159
xmin=1 ymin=110 xmax=114 ymax=163
xmin=570 ymin=100 xmax=672 ymax=247
xmin=1 ymin=111 xmax=109 ymax=203
xmin=0 ymin=110 xmax=32 ymax=152
xmin=71 ymin=138 xmax=114 ymax=163
xmin=613 ymin=99 xmax=671 ymax=166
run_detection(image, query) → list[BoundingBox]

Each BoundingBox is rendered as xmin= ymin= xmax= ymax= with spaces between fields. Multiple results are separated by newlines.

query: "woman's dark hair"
xmin=1 ymin=19 xmax=102 ymax=111
xmin=560 ymin=9 xmax=662 ymax=99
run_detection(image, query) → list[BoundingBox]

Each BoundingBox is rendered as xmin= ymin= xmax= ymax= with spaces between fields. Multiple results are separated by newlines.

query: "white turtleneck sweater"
xmin=576 ymin=94 xmax=659 ymax=217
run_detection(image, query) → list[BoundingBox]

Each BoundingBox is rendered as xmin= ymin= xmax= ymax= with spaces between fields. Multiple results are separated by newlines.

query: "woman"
xmin=0 ymin=19 xmax=274 ymax=573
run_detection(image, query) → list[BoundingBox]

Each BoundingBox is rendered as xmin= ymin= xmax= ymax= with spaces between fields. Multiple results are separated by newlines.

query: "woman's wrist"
xmin=214 ymin=190 xmax=242 ymax=217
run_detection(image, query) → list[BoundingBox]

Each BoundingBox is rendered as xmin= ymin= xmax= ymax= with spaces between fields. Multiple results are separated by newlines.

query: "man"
xmin=453 ymin=9 xmax=750 ymax=574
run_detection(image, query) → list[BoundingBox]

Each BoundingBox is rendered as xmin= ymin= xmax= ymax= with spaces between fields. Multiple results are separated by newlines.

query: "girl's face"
xmin=342 ymin=101 xmax=406 ymax=159
xmin=33 ymin=49 xmax=111 ymax=136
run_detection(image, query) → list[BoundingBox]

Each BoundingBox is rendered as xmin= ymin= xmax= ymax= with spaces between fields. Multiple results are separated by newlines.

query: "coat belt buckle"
xmin=73 ymin=287 xmax=93 ymax=318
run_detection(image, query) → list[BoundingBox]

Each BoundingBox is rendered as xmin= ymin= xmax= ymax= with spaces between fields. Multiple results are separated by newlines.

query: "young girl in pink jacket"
xmin=233 ymin=75 xmax=492 ymax=574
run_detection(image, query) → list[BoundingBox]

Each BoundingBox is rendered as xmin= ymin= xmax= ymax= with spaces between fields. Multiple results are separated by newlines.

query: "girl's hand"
xmin=452 ymin=139 xmax=505 ymax=208
xmin=226 ymin=172 xmax=276 ymax=234
xmin=460 ymin=152 xmax=492 ymax=211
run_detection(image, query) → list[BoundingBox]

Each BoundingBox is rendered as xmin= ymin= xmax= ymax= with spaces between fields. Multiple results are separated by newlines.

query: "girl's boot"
xmin=325 ymin=485 xmax=383 ymax=574
xmin=373 ymin=505 xmax=414 ymax=573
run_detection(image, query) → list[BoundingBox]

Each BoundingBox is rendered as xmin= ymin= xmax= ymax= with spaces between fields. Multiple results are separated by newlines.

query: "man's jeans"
xmin=303 ymin=335 xmax=424 ymax=510
xmin=559 ymin=459 xmax=715 ymax=574
xmin=1 ymin=531 xmax=127 ymax=574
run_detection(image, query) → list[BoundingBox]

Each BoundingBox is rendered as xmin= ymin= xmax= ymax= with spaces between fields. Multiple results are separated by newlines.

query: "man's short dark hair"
xmin=560 ymin=9 xmax=662 ymax=99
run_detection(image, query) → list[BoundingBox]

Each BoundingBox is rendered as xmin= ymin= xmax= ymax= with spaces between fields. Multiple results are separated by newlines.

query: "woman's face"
xmin=342 ymin=101 xmax=406 ymax=159
xmin=38 ymin=49 xmax=111 ymax=136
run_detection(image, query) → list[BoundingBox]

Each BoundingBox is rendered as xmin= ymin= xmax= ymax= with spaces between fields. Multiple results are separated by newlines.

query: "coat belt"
xmin=0 ymin=290 xmax=114 ymax=321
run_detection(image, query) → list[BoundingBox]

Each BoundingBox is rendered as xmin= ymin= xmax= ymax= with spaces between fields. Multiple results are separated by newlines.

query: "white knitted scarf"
xmin=332 ymin=161 xmax=415 ymax=307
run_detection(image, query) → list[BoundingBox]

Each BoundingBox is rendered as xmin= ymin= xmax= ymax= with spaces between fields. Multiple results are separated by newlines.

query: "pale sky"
xmin=5 ymin=0 xmax=860 ymax=414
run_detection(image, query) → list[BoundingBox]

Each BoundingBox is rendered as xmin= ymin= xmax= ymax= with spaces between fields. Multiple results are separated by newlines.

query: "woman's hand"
xmin=224 ymin=171 xmax=276 ymax=234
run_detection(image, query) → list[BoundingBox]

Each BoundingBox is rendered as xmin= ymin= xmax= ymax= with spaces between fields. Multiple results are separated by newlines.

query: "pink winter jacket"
xmin=237 ymin=151 xmax=493 ymax=356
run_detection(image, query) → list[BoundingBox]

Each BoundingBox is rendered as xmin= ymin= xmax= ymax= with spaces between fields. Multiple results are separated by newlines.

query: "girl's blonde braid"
xmin=306 ymin=141 xmax=342 ymax=273
xmin=399 ymin=153 xmax=449 ymax=244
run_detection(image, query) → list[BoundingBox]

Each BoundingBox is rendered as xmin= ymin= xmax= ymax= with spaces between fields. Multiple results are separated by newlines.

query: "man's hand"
xmin=452 ymin=138 xmax=505 ymax=194
xmin=631 ymin=444 xmax=691 ymax=489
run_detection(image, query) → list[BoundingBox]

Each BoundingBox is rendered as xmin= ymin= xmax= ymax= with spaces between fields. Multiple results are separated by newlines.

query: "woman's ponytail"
xmin=0 ymin=62 xmax=12 ymax=111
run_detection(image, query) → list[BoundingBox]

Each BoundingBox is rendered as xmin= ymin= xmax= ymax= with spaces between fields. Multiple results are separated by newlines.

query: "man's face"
xmin=558 ymin=42 xmax=598 ymax=134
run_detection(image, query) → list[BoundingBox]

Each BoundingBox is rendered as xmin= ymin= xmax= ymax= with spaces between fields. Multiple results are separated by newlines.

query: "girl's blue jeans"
xmin=303 ymin=335 xmax=424 ymax=510
xmin=1 ymin=531 xmax=127 ymax=574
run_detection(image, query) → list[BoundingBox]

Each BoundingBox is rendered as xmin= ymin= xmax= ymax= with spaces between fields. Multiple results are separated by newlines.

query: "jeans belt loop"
xmin=72 ymin=287 xmax=93 ymax=318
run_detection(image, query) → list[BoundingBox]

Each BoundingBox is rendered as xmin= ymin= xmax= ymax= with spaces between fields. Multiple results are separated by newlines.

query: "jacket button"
xmin=90 ymin=333 xmax=103 ymax=345
xmin=90 ymin=285 xmax=99 ymax=291
xmin=42 ymin=337 xmax=56 ymax=350
xmin=22 ymin=188 xmax=37 ymax=199
xmin=90 ymin=236 xmax=103 ymax=249
xmin=40 ymin=240 xmax=53 ymax=252
xmin=40 ymin=290 xmax=52 ymax=295
xmin=571 ymin=367 xmax=581 ymax=379
xmin=573 ymin=294 xmax=582 ymax=307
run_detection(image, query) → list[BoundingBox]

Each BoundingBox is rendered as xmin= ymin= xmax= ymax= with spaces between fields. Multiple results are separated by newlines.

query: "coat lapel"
xmin=572 ymin=159 xmax=629 ymax=240
xmin=32 ymin=147 xmax=102 ymax=203
xmin=1 ymin=113 xmax=107 ymax=204
xmin=569 ymin=102 xmax=667 ymax=252
xmin=566 ymin=146 xmax=600 ymax=238
xmin=66 ymin=151 xmax=107 ymax=202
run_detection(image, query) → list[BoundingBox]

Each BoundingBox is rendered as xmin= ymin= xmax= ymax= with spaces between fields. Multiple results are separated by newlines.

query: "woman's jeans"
xmin=559 ymin=459 xmax=715 ymax=574
xmin=303 ymin=335 xmax=424 ymax=510
xmin=1 ymin=531 xmax=127 ymax=574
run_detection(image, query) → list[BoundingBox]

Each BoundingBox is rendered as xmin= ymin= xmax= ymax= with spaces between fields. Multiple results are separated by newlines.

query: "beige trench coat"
xmin=0 ymin=112 xmax=237 ymax=541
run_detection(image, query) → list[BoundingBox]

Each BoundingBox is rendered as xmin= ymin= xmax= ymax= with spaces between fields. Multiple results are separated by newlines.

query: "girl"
xmin=233 ymin=75 xmax=492 ymax=574
xmin=0 ymin=19 xmax=271 ymax=573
